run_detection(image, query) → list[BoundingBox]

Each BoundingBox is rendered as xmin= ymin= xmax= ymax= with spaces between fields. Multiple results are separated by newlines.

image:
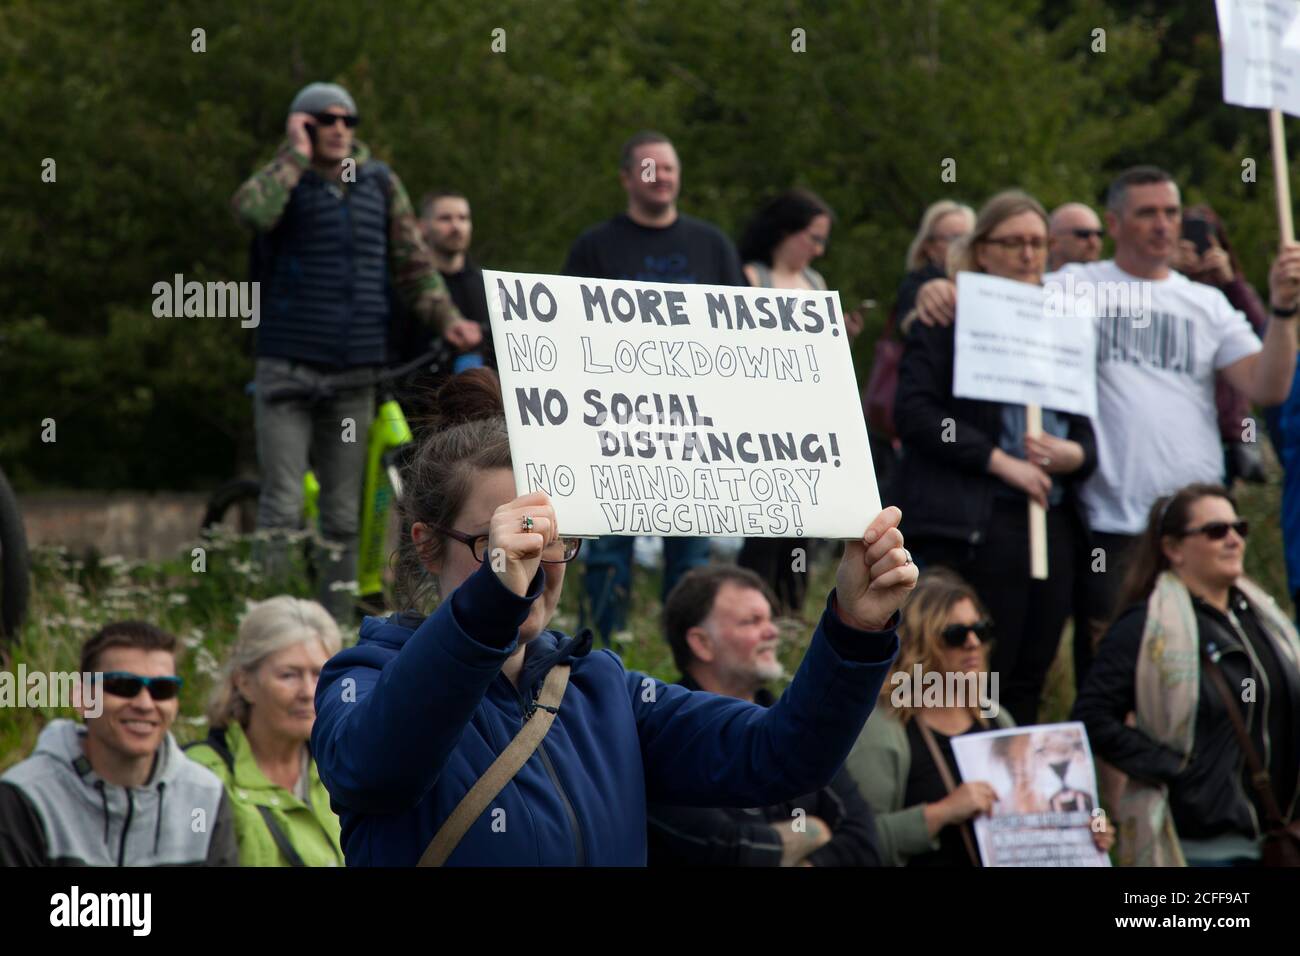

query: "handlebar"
xmin=260 ymin=348 xmax=447 ymax=405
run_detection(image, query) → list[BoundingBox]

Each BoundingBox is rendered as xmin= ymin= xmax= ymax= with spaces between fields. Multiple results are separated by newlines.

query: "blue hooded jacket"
xmin=312 ymin=561 xmax=898 ymax=866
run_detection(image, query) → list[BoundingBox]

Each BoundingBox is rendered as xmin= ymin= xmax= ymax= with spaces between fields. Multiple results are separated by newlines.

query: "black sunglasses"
xmin=434 ymin=527 xmax=583 ymax=564
xmin=940 ymin=621 xmax=993 ymax=648
xmin=100 ymin=671 xmax=184 ymax=701
xmin=1070 ymin=228 xmax=1104 ymax=240
xmin=310 ymin=112 xmax=359 ymax=129
xmin=1181 ymin=520 xmax=1249 ymax=541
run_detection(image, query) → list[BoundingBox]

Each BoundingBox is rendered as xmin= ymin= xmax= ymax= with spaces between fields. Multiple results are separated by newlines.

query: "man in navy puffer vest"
xmin=232 ymin=82 xmax=479 ymax=617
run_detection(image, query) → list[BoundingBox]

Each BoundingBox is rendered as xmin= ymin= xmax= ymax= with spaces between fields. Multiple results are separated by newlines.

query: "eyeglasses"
xmin=806 ymin=233 xmax=829 ymax=248
xmin=1070 ymin=228 xmax=1104 ymax=240
xmin=435 ymin=527 xmax=584 ymax=564
xmin=940 ymin=621 xmax=993 ymax=648
xmin=311 ymin=112 xmax=360 ymax=129
xmin=981 ymin=236 xmax=1048 ymax=252
xmin=100 ymin=672 xmax=184 ymax=701
xmin=1180 ymin=520 xmax=1249 ymax=541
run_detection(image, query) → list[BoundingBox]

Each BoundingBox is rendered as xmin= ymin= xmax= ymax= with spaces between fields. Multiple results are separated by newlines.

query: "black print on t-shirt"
xmin=633 ymin=254 xmax=695 ymax=283
xmin=1095 ymin=310 xmax=1196 ymax=376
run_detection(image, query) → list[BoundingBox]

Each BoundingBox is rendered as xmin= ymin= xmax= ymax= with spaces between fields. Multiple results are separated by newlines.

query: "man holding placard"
xmin=913 ymin=167 xmax=1300 ymax=676
xmin=563 ymin=130 xmax=747 ymax=645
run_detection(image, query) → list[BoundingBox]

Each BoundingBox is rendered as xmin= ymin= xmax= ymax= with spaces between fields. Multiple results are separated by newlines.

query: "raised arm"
xmin=631 ymin=508 xmax=914 ymax=809
xmin=230 ymin=140 xmax=308 ymax=233
xmin=1221 ymin=244 xmax=1300 ymax=405
xmin=628 ymin=600 xmax=897 ymax=809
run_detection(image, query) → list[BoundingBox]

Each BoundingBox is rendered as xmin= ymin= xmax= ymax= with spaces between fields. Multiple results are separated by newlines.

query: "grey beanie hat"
xmin=289 ymin=82 xmax=357 ymax=117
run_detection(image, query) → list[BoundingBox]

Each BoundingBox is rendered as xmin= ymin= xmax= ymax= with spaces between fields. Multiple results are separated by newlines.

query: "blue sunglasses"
xmin=99 ymin=671 xmax=184 ymax=701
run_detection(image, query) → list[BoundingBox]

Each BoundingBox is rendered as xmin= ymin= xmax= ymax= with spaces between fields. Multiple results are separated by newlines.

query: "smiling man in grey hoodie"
xmin=0 ymin=621 xmax=237 ymax=866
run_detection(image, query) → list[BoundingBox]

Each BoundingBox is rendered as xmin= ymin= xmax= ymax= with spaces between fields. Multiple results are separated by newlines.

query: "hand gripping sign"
xmin=483 ymin=270 xmax=878 ymax=538
xmin=1217 ymin=0 xmax=1300 ymax=242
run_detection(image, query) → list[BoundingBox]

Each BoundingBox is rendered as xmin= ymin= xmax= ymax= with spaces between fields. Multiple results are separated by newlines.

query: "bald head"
xmin=1048 ymin=203 xmax=1103 ymax=270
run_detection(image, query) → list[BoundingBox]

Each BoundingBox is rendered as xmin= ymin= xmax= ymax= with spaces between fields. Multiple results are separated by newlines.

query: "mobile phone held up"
xmin=1182 ymin=217 xmax=1212 ymax=256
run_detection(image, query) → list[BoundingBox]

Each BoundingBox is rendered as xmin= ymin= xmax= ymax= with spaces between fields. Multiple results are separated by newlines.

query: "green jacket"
xmin=843 ymin=705 xmax=1014 ymax=867
xmin=186 ymin=723 xmax=343 ymax=867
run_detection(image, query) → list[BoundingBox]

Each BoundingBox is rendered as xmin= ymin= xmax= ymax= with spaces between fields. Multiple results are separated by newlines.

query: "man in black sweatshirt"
xmin=564 ymin=131 xmax=746 ymax=646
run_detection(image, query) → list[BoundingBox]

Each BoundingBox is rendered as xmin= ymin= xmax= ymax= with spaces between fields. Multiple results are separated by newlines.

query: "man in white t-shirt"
xmin=908 ymin=166 xmax=1300 ymax=685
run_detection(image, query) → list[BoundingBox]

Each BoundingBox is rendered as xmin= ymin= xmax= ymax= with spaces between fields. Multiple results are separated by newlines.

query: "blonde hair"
xmin=882 ymin=568 xmax=990 ymax=724
xmin=206 ymin=595 xmax=342 ymax=729
xmin=947 ymin=189 xmax=1048 ymax=277
xmin=905 ymin=200 xmax=975 ymax=271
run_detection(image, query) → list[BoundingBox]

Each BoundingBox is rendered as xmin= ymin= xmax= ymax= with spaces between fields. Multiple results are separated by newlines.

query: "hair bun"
xmin=433 ymin=366 xmax=505 ymax=429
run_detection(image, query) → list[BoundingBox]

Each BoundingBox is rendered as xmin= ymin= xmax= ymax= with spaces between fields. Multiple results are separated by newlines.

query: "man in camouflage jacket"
xmin=231 ymin=82 xmax=478 ymax=617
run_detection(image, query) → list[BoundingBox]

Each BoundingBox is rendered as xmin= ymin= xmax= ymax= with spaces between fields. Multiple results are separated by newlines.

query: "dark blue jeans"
xmin=582 ymin=535 xmax=712 ymax=644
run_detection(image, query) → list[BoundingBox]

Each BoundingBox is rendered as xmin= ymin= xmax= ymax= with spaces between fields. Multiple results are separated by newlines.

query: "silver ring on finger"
xmin=521 ymin=515 xmax=534 ymax=532
xmin=1040 ymin=456 xmax=1051 ymax=467
xmin=904 ymin=549 xmax=913 ymax=566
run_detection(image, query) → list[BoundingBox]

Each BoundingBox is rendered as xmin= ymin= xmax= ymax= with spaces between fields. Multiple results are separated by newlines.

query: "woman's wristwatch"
xmin=1271 ymin=303 xmax=1299 ymax=319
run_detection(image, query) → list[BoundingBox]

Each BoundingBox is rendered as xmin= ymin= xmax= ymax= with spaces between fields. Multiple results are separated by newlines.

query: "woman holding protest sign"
xmin=845 ymin=568 xmax=1112 ymax=866
xmin=1073 ymin=482 xmax=1300 ymax=867
xmin=735 ymin=188 xmax=847 ymax=613
xmin=891 ymin=190 xmax=1097 ymax=727
xmin=310 ymin=367 xmax=915 ymax=866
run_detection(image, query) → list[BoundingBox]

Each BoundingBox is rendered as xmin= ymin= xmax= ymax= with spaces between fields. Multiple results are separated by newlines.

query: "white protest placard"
xmin=950 ymin=721 xmax=1110 ymax=868
xmin=952 ymin=271 xmax=1097 ymax=420
xmin=483 ymin=270 xmax=877 ymax=538
xmin=1216 ymin=0 xmax=1300 ymax=243
xmin=1216 ymin=0 xmax=1300 ymax=116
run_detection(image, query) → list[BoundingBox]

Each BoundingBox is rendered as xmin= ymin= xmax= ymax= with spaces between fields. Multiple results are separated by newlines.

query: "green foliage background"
xmin=0 ymin=0 xmax=1288 ymax=489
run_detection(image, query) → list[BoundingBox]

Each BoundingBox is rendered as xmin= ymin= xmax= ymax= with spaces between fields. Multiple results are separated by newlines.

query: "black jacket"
xmin=646 ymin=679 xmax=882 ymax=867
xmin=1072 ymin=589 xmax=1300 ymax=841
xmin=893 ymin=262 xmax=945 ymax=327
xmin=889 ymin=317 xmax=1098 ymax=544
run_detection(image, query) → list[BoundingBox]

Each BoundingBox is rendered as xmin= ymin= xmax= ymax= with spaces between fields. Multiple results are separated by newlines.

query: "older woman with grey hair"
xmin=186 ymin=596 xmax=344 ymax=866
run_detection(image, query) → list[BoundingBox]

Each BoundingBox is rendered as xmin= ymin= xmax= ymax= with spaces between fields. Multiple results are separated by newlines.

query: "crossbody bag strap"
xmin=418 ymin=664 xmax=572 ymax=867
xmin=917 ymin=717 xmax=982 ymax=867
xmin=257 ymin=805 xmax=308 ymax=867
xmin=1200 ymin=650 xmax=1288 ymax=830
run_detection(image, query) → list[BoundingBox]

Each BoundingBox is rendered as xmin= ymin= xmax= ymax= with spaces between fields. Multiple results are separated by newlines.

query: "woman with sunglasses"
xmin=1073 ymin=482 xmax=1300 ymax=867
xmin=845 ymin=569 xmax=1113 ymax=866
xmin=891 ymin=190 xmax=1097 ymax=727
xmin=310 ymin=368 xmax=917 ymax=866
xmin=186 ymin=596 xmax=344 ymax=866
